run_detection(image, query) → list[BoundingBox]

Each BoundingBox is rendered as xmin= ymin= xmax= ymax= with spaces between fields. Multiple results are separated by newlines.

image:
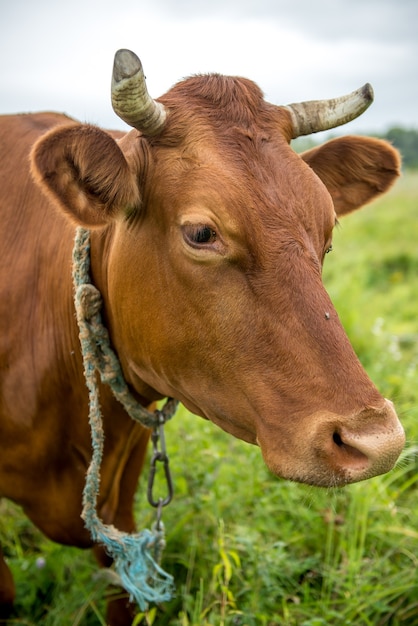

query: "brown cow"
xmin=0 ymin=49 xmax=405 ymax=623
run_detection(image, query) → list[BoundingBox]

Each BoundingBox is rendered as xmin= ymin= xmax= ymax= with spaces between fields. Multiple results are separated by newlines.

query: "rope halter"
xmin=72 ymin=226 xmax=179 ymax=610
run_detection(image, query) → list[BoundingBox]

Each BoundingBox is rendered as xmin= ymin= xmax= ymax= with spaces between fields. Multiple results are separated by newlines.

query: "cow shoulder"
xmin=301 ymin=136 xmax=401 ymax=216
xmin=31 ymin=124 xmax=141 ymax=226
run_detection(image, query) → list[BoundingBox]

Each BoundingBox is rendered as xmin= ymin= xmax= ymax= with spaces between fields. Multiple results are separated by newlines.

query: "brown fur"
xmin=301 ymin=135 xmax=401 ymax=215
xmin=0 ymin=73 xmax=403 ymax=623
xmin=31 ymin=123 xmax=140 ymax=226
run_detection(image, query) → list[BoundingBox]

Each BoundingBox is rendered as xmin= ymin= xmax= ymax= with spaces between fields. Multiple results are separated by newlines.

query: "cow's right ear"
xmin=31 ymin=124 xmax=140 ymax=227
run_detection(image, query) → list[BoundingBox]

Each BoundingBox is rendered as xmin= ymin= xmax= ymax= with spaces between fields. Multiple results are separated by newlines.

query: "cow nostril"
xmin=331 ymin=430 xmax=369 ymax=466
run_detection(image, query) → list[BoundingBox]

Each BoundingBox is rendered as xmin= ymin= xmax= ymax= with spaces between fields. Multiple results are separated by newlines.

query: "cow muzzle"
xmin=323 ymin=399 xmax=405 ymax=485
xmin=259 ymin=399 xmax=405 ymax=487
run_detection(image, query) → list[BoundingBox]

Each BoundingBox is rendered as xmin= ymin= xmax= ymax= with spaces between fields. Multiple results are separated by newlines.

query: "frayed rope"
xmin=72 ymin=226 xmax=178 ymax=610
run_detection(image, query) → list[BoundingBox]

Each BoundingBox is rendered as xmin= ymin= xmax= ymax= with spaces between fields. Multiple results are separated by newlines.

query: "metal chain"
xmin=147 ymin=412 xmax=174 ymax=530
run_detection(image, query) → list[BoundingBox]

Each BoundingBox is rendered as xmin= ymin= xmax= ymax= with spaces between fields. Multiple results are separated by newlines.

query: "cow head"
xmin=31 ymin=50 xmax=405 ymax=487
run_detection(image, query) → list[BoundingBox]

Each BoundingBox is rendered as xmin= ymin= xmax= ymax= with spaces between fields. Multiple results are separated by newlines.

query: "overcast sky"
xmin=1 ymin=0 xmax=416 ymax=136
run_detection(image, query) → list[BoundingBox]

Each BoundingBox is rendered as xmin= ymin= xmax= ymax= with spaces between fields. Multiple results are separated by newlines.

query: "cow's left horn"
xmin=111 ymin=49 xmax=167 ymax=135
xmin=285 ymin=83 xmax=374 ymax=139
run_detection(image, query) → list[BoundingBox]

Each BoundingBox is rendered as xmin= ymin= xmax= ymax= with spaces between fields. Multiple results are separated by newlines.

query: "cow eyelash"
xmin=182 ymin=224 xmax=217 ymax=247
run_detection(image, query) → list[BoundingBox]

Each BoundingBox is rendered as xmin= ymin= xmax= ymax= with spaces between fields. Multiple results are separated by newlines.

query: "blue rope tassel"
xmin=72 ymin=227 xmax=177 ymax=609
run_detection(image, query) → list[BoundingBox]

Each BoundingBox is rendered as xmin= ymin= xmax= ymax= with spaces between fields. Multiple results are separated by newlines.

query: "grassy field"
xmin=1 ymin=171 xmax=418 ymax=625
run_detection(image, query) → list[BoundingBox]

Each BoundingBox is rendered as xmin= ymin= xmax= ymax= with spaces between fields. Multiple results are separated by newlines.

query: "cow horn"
xmin=285 ymin=83 xmax=374 ymax=139
xmin=111 ymin=49 xmax=167 ymax=135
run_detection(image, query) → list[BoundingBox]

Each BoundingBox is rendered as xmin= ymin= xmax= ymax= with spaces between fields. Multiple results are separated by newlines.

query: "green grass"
xmin=1 ymin=172 xmax=418 ymax=625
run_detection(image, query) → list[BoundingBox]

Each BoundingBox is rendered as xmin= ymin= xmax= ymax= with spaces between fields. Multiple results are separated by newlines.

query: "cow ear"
xmin=301 ymin=136 xmax=401 ymax=216
xmin=31 ymin=123 xmax=140 ymax=226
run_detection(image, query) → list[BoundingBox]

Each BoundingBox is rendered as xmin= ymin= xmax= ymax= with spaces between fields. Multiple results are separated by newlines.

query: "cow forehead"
xmin=146 ymin=126 xmax=335 ymax=255
xmin=126 ymin=73 xmax=336 ymax=258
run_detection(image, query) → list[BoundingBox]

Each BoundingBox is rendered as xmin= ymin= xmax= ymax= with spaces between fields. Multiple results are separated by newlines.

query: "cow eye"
xmin=182 ymin=223 xmax=217 ymax=247
xmin=325 ymin=244 xmax=333 ymax=254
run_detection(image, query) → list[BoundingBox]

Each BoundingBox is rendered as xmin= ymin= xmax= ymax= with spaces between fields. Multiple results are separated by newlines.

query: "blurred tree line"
xmin=293 ymin=127 xmax=418 ymax=169
xmin=383 ymin=127 xmax=418 ymax=169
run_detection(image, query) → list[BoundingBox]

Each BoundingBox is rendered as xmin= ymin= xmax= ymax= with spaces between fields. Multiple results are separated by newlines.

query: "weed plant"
xmin=1 ymin=172 xmax=417 ymax=625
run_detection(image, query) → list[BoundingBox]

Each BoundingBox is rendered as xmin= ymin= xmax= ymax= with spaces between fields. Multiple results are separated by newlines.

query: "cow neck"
xmin=72 ymin=226 xmax=178 ymax=428
xmin=71 ymin=225 xmax=178 ymax=609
